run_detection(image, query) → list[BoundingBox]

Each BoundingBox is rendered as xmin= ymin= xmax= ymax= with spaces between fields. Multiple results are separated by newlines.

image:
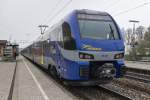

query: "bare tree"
xmin=144 ymin=26 xmax=150 ymax=55
xmin=136 ymin=26 xmax=145 ymax=40
xmin=136 ymin=26 xmax=150 ymax=56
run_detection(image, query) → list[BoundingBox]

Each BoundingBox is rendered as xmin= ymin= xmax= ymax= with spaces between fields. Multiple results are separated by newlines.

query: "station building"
xmin=0 ymin=40 xmax=7 ymax=56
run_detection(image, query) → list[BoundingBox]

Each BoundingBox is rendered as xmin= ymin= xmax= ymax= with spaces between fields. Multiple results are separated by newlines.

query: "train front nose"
xmin=91 ymin=63 xmax=116 ymax=81
xmin=97 ymin=64 xmax=116 ymax=79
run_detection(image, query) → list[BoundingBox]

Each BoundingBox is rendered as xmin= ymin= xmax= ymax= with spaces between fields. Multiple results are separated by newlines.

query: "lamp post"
xmin=129 ymin=20 xmax=139 ymax=47
xmin=129 ymin=20 xmax=139 ymax=60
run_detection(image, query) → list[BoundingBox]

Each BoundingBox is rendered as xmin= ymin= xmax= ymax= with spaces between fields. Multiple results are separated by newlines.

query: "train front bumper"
xmin=63 ymin=79 xmax=112 ymax=86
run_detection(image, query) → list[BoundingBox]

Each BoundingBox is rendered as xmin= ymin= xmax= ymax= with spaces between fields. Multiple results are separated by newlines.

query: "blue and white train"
xmin=21 ymin=9 xmax=126 ymax=85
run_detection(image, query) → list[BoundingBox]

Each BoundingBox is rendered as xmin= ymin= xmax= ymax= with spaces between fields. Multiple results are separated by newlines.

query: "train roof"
xmin=76 ymin=9 xmax=109 ymax=15
xmin=35 ymin=9 xmax=110 ymax=42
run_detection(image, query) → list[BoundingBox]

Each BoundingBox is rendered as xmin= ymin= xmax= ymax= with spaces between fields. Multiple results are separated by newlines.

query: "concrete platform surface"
xmin=125 ymin=61 xmax=150 ymax=70
xmin=0 ymin=61 xmax=16 ymax=100
xmin=12 ymin=58 xmax=45 ymax=100
xmin=12 ymin=57 xmax=75 ymax=100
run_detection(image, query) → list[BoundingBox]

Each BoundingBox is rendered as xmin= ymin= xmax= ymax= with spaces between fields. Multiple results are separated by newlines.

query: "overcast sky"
xmin=0 ymin=0 xmax=150 ymax=48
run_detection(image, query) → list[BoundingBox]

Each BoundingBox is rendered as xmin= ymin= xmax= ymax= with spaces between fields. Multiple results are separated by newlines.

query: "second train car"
xmin=21 ymin=9 xmax=126 ymax=85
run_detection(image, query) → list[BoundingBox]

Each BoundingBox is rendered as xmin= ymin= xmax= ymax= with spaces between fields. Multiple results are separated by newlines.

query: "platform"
xmin=0 ymin=60 xmax=16 ymax=100
xmin=12 ymin=57 xmax=75 ymax=100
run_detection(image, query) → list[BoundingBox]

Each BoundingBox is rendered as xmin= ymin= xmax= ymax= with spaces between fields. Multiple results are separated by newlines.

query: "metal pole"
xmin=129 ymin=20 xmax=139 ymax=47
xmin=38 ymin=25 xmax=48 ymax=35
xmin=129 ymin=20 xmax=140 ymax=60
xmin=38 ymin=25 xmax=48 ymax=64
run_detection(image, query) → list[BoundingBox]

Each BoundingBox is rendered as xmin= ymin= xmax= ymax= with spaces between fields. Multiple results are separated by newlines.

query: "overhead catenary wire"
xmin=104 ymin=0 xmax=121 ymax=11
xmin=45 ymin=0 xmax=73 ymax=25
xmin=114 ymin=1 xmax=150 ymax=16
xmin=41 ymin=0 xmax=63 ymax=24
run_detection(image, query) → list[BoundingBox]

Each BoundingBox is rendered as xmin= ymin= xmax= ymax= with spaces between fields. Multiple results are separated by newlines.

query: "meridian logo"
xmin=82 ymin=44 xmax=102 ymax=51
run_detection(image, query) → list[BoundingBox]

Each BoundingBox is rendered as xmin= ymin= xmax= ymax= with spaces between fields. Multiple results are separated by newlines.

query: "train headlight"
xmin=114 ymin=53 xmax=124 ymax=59
xmin=79 ymin=52 xmax=94 ymax=59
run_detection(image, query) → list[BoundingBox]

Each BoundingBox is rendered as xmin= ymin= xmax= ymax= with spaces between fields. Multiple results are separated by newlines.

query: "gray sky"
xmin=0 ymin=0 xmax=150 ymax=48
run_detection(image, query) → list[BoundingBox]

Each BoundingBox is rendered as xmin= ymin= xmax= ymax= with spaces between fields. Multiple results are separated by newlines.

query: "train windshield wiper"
xmin=109 ymin=24 xmax=115 ymax=40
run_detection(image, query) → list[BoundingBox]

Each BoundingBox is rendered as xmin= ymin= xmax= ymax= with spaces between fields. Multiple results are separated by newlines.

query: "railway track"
xmin=99 ymin=78 xmax=150 ymax=100
xmin=125 ymin=67 xmax=150 ymax=83
xmin=125 ymin=71 xmax=150 ymax=83
xmin=98 ymin=85 xmax=132 ymax=100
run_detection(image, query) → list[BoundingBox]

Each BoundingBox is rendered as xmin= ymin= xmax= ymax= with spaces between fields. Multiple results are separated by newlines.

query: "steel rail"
xmin=125 ymin=71 xmax=150 ymax=83
xmin=99 ymin=85 xmax=132 ymax=100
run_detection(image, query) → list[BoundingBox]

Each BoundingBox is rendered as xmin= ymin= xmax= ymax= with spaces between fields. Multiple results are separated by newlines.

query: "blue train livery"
xmin=21 ymin=9 xmax=126 ymax=86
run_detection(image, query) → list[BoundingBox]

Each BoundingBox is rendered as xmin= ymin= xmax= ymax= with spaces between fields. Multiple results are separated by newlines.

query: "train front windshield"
xmin=78 ymin=14 xmax=120 ymax=40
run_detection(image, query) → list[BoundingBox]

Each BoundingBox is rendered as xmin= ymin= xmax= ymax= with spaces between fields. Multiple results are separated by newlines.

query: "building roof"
xmin=0 ymin=40 xmax=7 ymax=45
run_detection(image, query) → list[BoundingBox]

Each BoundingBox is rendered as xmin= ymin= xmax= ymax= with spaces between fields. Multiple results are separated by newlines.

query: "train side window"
xmin=58 ymin=27 xmax=64 ymax=48
xmin=62 ymin=22 xmax=76 ymax=50
xmin=62 ymin=22 xmax=71 ymax=38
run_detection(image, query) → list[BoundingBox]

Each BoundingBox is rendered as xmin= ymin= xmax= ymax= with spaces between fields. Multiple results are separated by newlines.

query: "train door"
xmin=56 ymin=22 xmax=73 ymax=76
xmin=53 ymin=27 xmax=63 ymax=75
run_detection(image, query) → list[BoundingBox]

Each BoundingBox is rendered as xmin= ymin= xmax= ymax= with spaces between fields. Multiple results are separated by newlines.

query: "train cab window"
xmin=62 ymin=22 xmax=76 ymax=50
xmin=78 ymin=14 xmax=120 ymax=40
